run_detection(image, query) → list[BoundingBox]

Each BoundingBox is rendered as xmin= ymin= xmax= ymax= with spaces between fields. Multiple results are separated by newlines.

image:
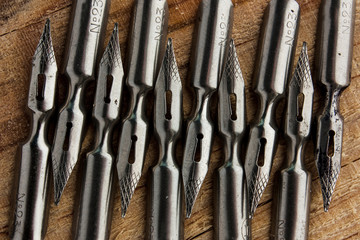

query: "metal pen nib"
xmin=244 ymin=0 xmax=300 ymax=218
xmin=146 ymin=39 xmax=184 ymax=240
xmin=215 ymin=39 xmax=250 ymax=240
xmin=10 ymin=20 xmax=57 ymax=240
xmin=182 ymin=0 xmax=233 ymax=218
xmin=73 ymin=24 xmax=124 ymax=240
xmin=273 ymin=43 xmax=313 ymax=240
xmin=51 ymin=0 xmax=110 ymax=204
xmin=315 ymin=0 xmax=356 ymax=212
xmin=116 ymin=0 xmax=168 ymax=217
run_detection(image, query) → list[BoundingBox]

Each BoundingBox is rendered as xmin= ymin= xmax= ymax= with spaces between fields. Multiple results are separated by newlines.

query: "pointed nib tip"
xmin=323 ymin=193 xmax=332 ymax=212
xmin=249 ymin=200 xmax=257 ymax=219
xmin=41 ymin=19 xmax=51 ymax=41
xmin=44 ymin=18 xmax=50 ymax=29
xmin=185 ymin=198 xmax=195 ymax=218
xmin=167 ymin=38 xmax=173 ymax=47
xmin=54 ymin=190 xmax=62 ymax=205
xmin=99 ymin=23 xmax=122 ymax=69
xmin=118 ymin=171 xmax=140 ymax=218
xmin=246 ymin=173 xmax=268 ymax=218
xmin=183 ymin=178 xmax=203 ymax=219
xmin=110 ymin=23 xmax=119 ymax=43
xmin=317 ymin=158 xmax=340 ymax=213
xmin=120 ymin=194 xmax=131 ymax=218
xmin=230 ymin=38 xmax=235 ymax=46
xmin=33 ymin=18 xmax=56 ymax=69
xmin=302 ymin=41 xmax=308 ymax=50
xmin=156 ymin=37 xmax=181 ymax=89
xmin=54 ymin=187 xmax=64 ymax=205
xmin=53 ymin=172 xmax=68 ymax=205
xmin=322 ymin=193 xmax=333 ymax=212
xmin=112 ymin=22 xmax=119 ymax=37
xmin=121 ymin=209 xmax=127 ymax=218
xmin=165 ymin=38 xmax=175 ymax=58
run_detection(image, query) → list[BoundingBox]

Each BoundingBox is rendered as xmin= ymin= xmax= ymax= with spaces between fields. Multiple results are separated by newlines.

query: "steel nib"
xmin=51 ymin=0 xmax=110 ymax=204
xmin=272 ymin=42 xmax=314 ymax=240
xmin=72 ymin=23 xmax=124 ymax=239
xmin=244 ymin=0 xmax=300 ymax=218
xmin=182 ymin=0 xmax=233 ymax=219
xmin=10 ymin=20 xmax=57 ymax=239
xmin=116 ymin=0 xmax=169 ymax=217
xmin=215 ymin=39 xmax=250 ymax=239
xmin=315 ymin=0 xmax=356 ymax=212
xmin=146 ymin=38 xmax=184 ymax=239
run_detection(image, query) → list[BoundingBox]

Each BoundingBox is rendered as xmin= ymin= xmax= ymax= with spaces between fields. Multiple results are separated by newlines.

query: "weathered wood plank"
xmin=0 ymin=0 xmax=359 ymax=239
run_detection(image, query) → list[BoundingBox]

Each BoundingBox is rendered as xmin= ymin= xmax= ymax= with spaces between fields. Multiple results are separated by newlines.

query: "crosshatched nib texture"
xmin=34 ymin=19 xmax=56 ymax=69
xmin=287 ymin=42 xmax=313 ymax=138
xmin=185 ymin=178 xmax=203 ymax=218
xmin=290 ymin=43 xmax=312 ymax=93
xmin=162 ymin=39 xmax=181 ymax=85
xmin=223 ymin=39 xmax=244 ymax=87
xmin=319 ymin=158 xmax=340 ymax=212
xmin=100 ymin=23 xmax=122 ymax=69
xmin=119 ymin=171 xmax=140 ymax=217
xmin=53 ymin=158 xmax=74 ymax=205
xmin=248 ymin=171 xmax=268 ymax=218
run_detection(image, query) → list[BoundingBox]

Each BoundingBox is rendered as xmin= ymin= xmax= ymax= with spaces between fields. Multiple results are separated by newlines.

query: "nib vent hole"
xmin=63 ymin=122 xmax=73 ymax=151
xmin=128 ymin=135 xmax=138 ymax=164
xmin=256 ymin=138 xmax=267 ymax=167
xmin=36 ymin=74 xmax=46 ymax=101
xmin=328 ymin=131 xmax=335 ymax=157
xmin=104 ymin=75 xmax=113 ymax=104
xmin=230 ymin=93 xmax=237 ymax=120
xmin=165 ymin=90 xmax=172 ymax=120
xmin=194 ymin=134 xmax=204 ymax=163
xmin=297 ymin=93 xmax=305 ymax=122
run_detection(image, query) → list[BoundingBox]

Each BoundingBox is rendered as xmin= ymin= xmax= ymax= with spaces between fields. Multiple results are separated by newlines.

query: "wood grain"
xmin=1 ymin=0 xmax=360 ymax=239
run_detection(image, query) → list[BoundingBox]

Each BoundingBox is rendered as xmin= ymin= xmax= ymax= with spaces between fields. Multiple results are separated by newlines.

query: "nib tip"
xmin=322 ymin=192 xmax=333 ymax=212
xmin=54 ymin=183 xmax=65 ymax=205
xmin=167 ymin=37 xmax=173 ymax=46
xmin=156 ymin=37 xmax=181 ymax=90
xmin=183 ymin=178 xmax=203 ymax=218
xmin=121 ymin=209 xmax=127 ymax=218
xmin=44 ymin=18 xmax=50 ymax=32
xmin=246 ymin=172 xmax=269 ymax=218
xmin=317 ymin=157 xmax=340 ymax=213
xmin=185 ymin=198 xmax=195 ymax=218
xmin=323 ymin=196 xmax=331 ymax=212
xmin=118 ymin=171 xmax=141 ymax=218
xmin=99 ymin=23 xmax=122 ymax=69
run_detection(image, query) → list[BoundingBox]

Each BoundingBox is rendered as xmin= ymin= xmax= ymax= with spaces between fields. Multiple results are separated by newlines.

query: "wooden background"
xmin=1 ymin=0 xmax=360 ymax=239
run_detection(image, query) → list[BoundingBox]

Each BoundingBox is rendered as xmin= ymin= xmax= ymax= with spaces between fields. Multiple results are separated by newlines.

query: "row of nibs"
xmin=31 ymin=19 xmax=333 ymax=218
xmin=32 ymin=19 xmax=182 ymax=215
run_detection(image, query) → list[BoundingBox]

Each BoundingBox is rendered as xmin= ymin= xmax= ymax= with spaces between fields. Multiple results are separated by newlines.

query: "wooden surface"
xmin=1 ymin=0 xmax=360 ymax=239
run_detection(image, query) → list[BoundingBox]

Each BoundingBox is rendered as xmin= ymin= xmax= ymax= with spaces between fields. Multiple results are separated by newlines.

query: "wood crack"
xmin=188 ymin=227 xmax=213 ymax=240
